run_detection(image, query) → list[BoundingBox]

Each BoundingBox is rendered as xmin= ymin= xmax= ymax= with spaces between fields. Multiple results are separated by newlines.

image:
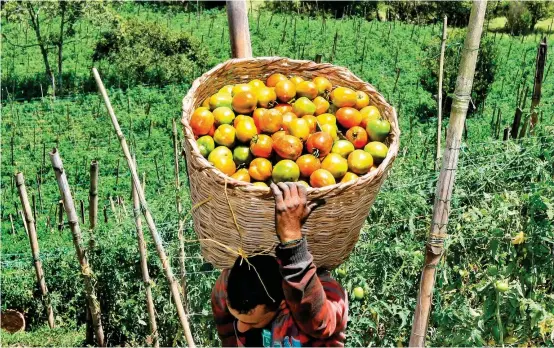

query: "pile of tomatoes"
xmin=190 ymin=73 xmax=391 ymax=188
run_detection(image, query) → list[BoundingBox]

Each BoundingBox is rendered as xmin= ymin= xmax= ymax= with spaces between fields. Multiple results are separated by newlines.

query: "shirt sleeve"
xmin=275 ymin=238 xmax=348 ymax=339
xmin=211 ymin=269 xmax=237 ymax=347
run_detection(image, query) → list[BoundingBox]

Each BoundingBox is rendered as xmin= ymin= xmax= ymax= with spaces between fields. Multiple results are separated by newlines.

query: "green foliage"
xmin=506 ymin=1 xmax=534 ymax=35
xmin=387 ymin=1 xmax=473 ymax=27
xmin=92 ymin=18 xmax=210 ymax=86
xmin=263 ymin=0 xmax=377 ymax=19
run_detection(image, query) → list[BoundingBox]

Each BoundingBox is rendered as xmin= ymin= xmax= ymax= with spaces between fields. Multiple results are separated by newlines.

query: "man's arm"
xmin=211 ymin=270 xmax=237 ymax=347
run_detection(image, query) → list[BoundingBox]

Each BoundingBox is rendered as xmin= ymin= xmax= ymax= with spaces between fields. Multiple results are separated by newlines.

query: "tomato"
xmin=288 ymin=118 xmax=310 ymax=142
xmin=232 ymin=91 xmax=257 ymax=114
xmin=248 ymin=158 xmax=273 ymax=181
xmin=336 ymin=267 xmax=347 ymax=277
xmin=364 ymin=141 xmax=388 ymax=164
xmin=256 ymin=86 xmax=277 ymax=108
xmin=256 ymin=108 xmax=282 ymax=134
xmin=190 ymin=107 xmax=215 ymax=136
xmin=296 ymin=81 xmax=318 ymax=100
xmin=235 ymin=119 xmax=258 ymax=143
xmin=332 ymin=140 xmax=355 ymax=158
xmin=275 ymin=80 xmax=296 ymax=103
xmin=233 ymin=145 xmax=253 ymax=167
xmin=252 ymin=108 xmax=267 ymax=129
xmin=281 ymin=112 xmax=298 ymax=132
xmin=348 ymin=150 xmax=373 ymax=175
xmin=296 ymin=154 xmax=321 ymax=178
xmin=297 ymin=180 xmax=310 ymax=188
xmin=495 ymin=280 xmax=510 ymax=292
xmin=273 ymin=135 xmax=303 ymax=161
xmin=202 ymin=98 xmax=210 ymax=108
xmin=208 ymin=124 xmax=216 ymax=137
xmin=355 ymin=91 xmax=370 ymax=109
xmin=306 ymin=132 xmax=333 ymax=158
xmin=360 ymin=106 xmax=381 ymax=129
xmin=272 ymin=160 xmax=300 ymax=183
xmin=209 ymin=93 xmax=233 ymax=110
xmin=213 ymin=124 xmax=236 ymax=147
xmin=340 ymin=172 xmax=359 ymax=183
xmin=231 ymin=168 xmax=251 ymax=182
xmin=213 ymin=106 xmax=235 ymax=125
xmin=330 ymin=87 xmax=357 ymax=108
xmin=219 ymin=85 xmax=234 ymax=95
xmin=274 ymin=103 xmax=293 ymax=114
xmin=370 ymin=165 xmax=378 ymax=173
xmin=232 ymin=84 xmax=254 ymax=96
xmin=321 ymin=153 xmax=348 ymax=179
xmin=250 ymin=134 xmax=273 ymax=158
xmin=346 ymin=126 xmax=369 ymax=149
xmin=320 ymin=124 xmax=338 ymax=141
xmin=366 ymin=118 xmax=391 ymax=142
xmin=290 ymin=75 xmax=304 ymax=86
xmin=336 ymin=107 xmax=362 ymax=129
xmin=313 ymin=76 xmax=332 ymax=96
xmin=248 ymin=79 xmax=266 ymax=89
xmin=266 ymin=73 xmax=288 ymax=87
xmin=208 ymin=146 xmax=236 ymax=176
xmin=271 ymin=130 xmax=286 ymax=143
xmin=353 ymin=287 xmax=364 ymax=300
xmin=310 ymin=169 xmax=336 ymax=188
xmin=252 ymin=181 xmax=269 ymax=188
xmin=233 ymin=115 xmax=253 ymax=128
xmin=302 ymin=115 xmax=318 ymax=134
xmin=313 ymin=96 xmax=330 ymax=116
xmin=316 ymin=113 xmax=337 ymax=126
xmin=197 ymin=135 xmax=215 ymax=157
xmin=292 ymin=97 xmax=316 ymax=117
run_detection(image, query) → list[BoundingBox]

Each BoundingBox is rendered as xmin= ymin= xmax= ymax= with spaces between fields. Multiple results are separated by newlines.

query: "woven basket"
xmin=181 ymin=57 xmax=400 ymax=270
xmin=1 ymin=309 xmax=25 ymax=333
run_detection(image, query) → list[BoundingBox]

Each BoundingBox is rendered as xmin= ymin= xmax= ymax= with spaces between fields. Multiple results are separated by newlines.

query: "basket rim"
xmin=181 ymin=56 xmax=400 ymax=195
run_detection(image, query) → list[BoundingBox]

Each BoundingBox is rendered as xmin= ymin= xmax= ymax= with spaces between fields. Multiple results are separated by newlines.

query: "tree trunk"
xmin=57 ymin=2 xmax=66 ymax=94
xmin=409 ymin=1 xmax=488 ymax=346
xmin=26 ymin=3 xmax=53 ymax=80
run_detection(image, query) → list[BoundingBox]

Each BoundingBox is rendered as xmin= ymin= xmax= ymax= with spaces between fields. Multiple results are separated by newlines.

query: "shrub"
xmin=263 ymin=0 xmax=377 ymax=19
xmin=388 ymin=1 xmax=472 ymax=27
xmin=506 ymin=1 xmax=533 ymax=35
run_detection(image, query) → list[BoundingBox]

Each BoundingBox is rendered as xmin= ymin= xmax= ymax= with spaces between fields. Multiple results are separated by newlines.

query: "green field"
xmin=1 ymin=4 xmax=553 ymax=347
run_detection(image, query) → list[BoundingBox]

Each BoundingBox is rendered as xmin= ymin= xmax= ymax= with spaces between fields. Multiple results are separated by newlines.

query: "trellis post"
xmin=226 ymin=0 xmax=252 ymax=58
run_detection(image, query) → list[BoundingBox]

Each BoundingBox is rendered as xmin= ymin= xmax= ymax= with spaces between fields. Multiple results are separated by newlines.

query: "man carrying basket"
xmin=211 ymin=182 xmax=348 ymax=347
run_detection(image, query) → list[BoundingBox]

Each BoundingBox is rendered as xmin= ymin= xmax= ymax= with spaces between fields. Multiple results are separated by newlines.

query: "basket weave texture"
xmin=181 ymin=57 xmax=400 ymax=270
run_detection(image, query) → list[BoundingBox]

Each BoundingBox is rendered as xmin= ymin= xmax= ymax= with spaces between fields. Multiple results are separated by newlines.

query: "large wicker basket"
xmin=181 ymin=57 xmax=400 ymax=270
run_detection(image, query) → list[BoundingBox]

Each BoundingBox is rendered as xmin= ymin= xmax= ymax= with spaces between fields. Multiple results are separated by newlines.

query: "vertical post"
xmin=15 ymin=173 xmax=55 ymax=329
xmin=435 ymin=16 xmax=447 ymax=171
xmin=529 ymin=38 xmax=547 ymax=134
xmin=89 ymin=161 xmax=99 ymax=230
xmin=80 ymin=200 xmax=85 ymax=224
xmin=50 ymin=149 xmax=105 ymax=347
xmin=226 ymin=0 xmax=253 ymax=58
xmin=132 ymin=157 xmax=159 ymax=348
xmin=92 ymin=68 xmax=196 ymax=348
xmin=510 ymin=108 xmax=523 ymax=139
xmin=409 ymin=1 xmax=487 ymax=346
xmin=20 ymin=210 xmax=29 ymax=236
xmin=57 ymin=200 xmax=64 ymax=231
xmin=10 ymin=214 xmax=16 ymax=235
xmin=173 ymin=119 xmax=188 ymax=306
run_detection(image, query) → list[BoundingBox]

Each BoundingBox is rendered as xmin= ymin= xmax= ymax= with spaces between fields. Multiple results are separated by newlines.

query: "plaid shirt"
xmin=211 ymin=239 xmax=348 ymax=347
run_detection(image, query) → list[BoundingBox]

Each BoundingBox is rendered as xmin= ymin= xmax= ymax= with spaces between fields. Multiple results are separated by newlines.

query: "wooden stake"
xmin=510 ymin=107 xmax=523 ymax=139
xmin=58 ymin=200 xmax=64 ymax=231
xmin=132 ymin=156 xmax=159 ymax=348
xmin=103 ymin=205 xmax=108 ymax=223
xmin=15 ymin=172 xmax=55 ymax=329
xmin=20 ymin=210 xmax=28 ymax=236
xmin=226 ymin=0 xmax=252 ymax=58
xmin=89 ymin=160 xmax=99 ymax=231
xmin=80 ymin=200 xmax=85 ymax=224
xmin=409 ymin=2 xmax=488 ymax=346
xmin=436 ymin=16 xmax=447 ymax=171
xmin=529 ymin=38 xmax=547 ymax=134
xmin=9 ymin=214 xmax=15 ymax=235
xmin=50 ymin=149 xmax=105 ymax=347
xmin=92 ymin=68 xmax=196 ymax=347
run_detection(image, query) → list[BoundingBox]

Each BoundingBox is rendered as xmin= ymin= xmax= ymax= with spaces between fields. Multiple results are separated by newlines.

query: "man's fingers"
xmin=286 ymin=182 xmax=298 ymax=201
xmin=306 ymin=199 xmax=325 ymax=214
xmin=298 ymin=183 xmax=308 ymax=205
xmin=270 ymin=183 xmax=284 ymax=207
xmin=277 ymin=182 xmax=290 ymax=200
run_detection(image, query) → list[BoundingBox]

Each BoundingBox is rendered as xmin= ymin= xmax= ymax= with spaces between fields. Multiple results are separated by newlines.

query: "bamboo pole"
xmin=20 ymin=210 xmax=28 ymax=236
xmin=92 ymin=68 xmax=196 ymax=348
xmin=50 ymin=149 xmax=105 ymax=347
xmin=57 ymin=200 xmax=64 ymax=231
xmin=409 ymin=2 xmax=488 ymax=346
xmin=226 ymin=0 xmax=252 ymax=58
xmin=528 ymin=37 xmax=547 ymax=134
xmin=15 ymin=172 xmax=55 ymax=329
xmin=173 ymin=119 xmax=188 ymax=306
xmin=89 ymin=160 xmax=99 ymax=246
xmin=10 ymin=214 xmax=16 ymax=235
xmin=435 ymin=16 xmax=447 ymax=171
xmin=132 ymin=156 xmax=159 ymax=348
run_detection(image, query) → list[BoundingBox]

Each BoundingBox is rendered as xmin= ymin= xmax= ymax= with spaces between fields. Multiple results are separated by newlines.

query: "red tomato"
xmin=190 ymin=107 xmax=214 ymax=136
xmin=271 ymin=130 xmax=286 ymax=143
xmin=256 ymin=109 xmax=283 ymax=134
xmin=310 ymin=169 xmax=336 ymax=188
xmin=296 ymin=154 xmax=321 ymax=178
xmin=275 ymin=80 xmax=296 ymax=103
xmin=250 ymin=134 xmax=273 ymax=158
xmin=306 ymin=132 xmax=333 ymax=158
xmin=273 ymin=134 xmax=303 ymax=161
xmin=266 ymin=73 xmax=288 ymax=87
xmin=336 ymin=107 xmax=362 ymax=129
xmin=345 ymin=126 xmax=368 ymax=149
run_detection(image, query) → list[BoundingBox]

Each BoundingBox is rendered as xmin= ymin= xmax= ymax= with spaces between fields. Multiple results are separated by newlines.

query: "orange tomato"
xmin=234 ymin=115 xmax=253 ymax=128
xmin=288 ymin=118 xmax=310 ymax=142
xmin=313 ymin=76 xmax=332 ymax=96
xmin=296 ymin=154 xmax=321 ymax=178
xmin=313 ymin=96 xmax=330 ymax=116
xmin=257 ymin=108 xmax=283 ymax=134
xmin=249 ymin=158 xmax=273 ymax=181
xmin=336 ymin=107 xmax=362 ymax=129
xmin=274 ymin=103 xmax=293 ymax=114
xmin=232 ymin=91 xmax=257 ymax=114
xmin=248 ymin=79 xmax=266 ymax=89
xmin=306 ymin=131 xmax=333 ymax=158
xmin=271 ymin=130 xmax=286 ymax=143
xmin=208 ymin=124 xmax=216 ymax=137
xmin=340 ymin=172 xmax=359 ymax=183
xmin=345 ymin=126 xmax=368 ymax=149
xmin=252 ymin=108 xmax=267 ymax=129
xmin=190 ymin=107 xmax=215 ymax=136
xmin=232 ymin=84 xmax=254 ymax=96
xmin=202 ymin=98 xmax=210 ymax=108
xmin=330 ymin=87 xmax=357 ymax=108
xmin=250 ymin=134 xmax=273 ymax=158
xmin=290 ymin=76 xmax=305 ymax=86
xmin=296 ymin=81 xmax=318 ymax=100
xmin=275 ymin=80 xmax=296 ymax=103
xmin=266 ymin=73 xmax=288 ymax=87
xmin=347 ymin=150 xmax=373 ymax=175
xmin=360 ymin=106 xmax=381 ymax=129
xmin=235 ymin=119 xmax=258 ymax=143
xmin=302 ymin=115 xmax=318 ymax=133
xmin=281 ymin=112 xmax=298 ymax=132
xmin=310 ymin=169 xmax=336 ymax=188
xmin=273 ymin=134 xmax=303 ymax=161
xmin=321 ymin=153 xmax=348 ymax=179
xmin=231 ymin=168 xmax=251 ymax=182
xmin=256 ymin=86 xmax=277 ymax=108
xmin=355 ymin=91 xmax=370 ymax=109
xmin=208 ymin=146 xmax=236 ymax=176
xmin=213 ymin=124 xmax=236 ymax=147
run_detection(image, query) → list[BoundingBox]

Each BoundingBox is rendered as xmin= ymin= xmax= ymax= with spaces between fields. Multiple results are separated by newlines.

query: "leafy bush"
xmin=506 ymin=1 xmax=534 ymax=35
xmin=263 ymin=0 xmax=377 ymax=19
xmin=93 ymin=18 xmax=210 ymax=86
xmin=420 ymin=30 xmax=498 ymax=118
xmin=387 ymin=1 xmax=473 ymax=27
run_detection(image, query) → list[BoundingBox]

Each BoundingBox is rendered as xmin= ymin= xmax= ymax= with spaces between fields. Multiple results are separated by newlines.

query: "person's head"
xmin=227 ymin=255 xmax=284 ymax=330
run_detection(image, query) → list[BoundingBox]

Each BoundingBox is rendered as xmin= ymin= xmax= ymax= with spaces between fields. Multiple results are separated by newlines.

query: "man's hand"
xmin=270 ymin=182 xmax=318 ymax=243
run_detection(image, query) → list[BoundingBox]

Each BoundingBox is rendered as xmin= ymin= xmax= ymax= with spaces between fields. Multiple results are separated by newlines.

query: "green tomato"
xmin=233 ymin=146 xmax=253 ymax=166
xmin=197 ymin=135 xmax=215 ymax=158
xmin=336 ymin=267 xmax=347 ymax=277
xmin=331 ymin=140 xmax=355 ymax=158
xmin=364 ymin=141 xmax=389 ymax=164
xmin=495 ymin=280 xmax=510 ymax=292
xmin=486 ymin=265 xmax=499 ymax=276
xmin=353 ymin=286 xmax=364 ymax=300
xmin=272 ymin=160 xmax=300 ymax=183
xmin=365 ymin=118 xmax=391 ymax=142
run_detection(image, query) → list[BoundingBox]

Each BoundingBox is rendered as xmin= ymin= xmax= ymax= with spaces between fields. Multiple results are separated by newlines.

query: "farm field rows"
xmin=1 ymin=4 xmax=553 ymax=346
